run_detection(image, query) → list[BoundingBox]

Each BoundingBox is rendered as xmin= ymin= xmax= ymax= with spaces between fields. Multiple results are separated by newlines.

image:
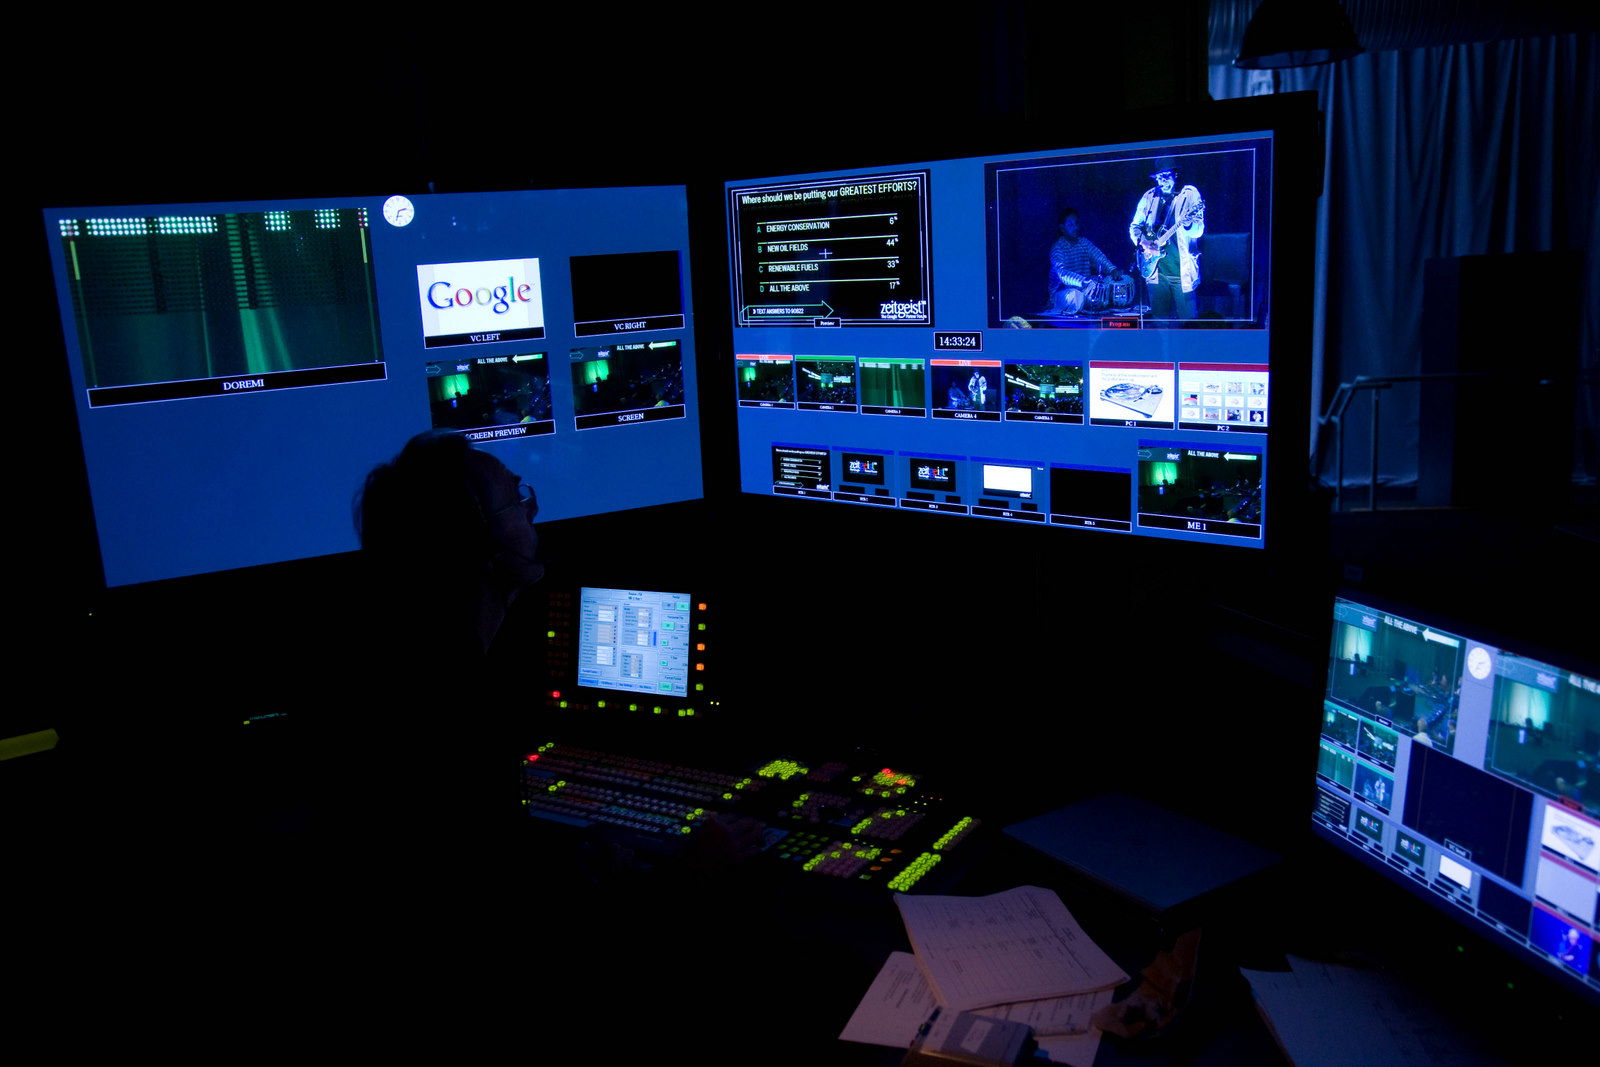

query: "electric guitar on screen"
xmin=1135 ymin=199 xmax=1204 ymax=281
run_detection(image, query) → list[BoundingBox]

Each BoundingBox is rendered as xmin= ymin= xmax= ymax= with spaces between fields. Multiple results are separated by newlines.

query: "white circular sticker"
xmin=1467 ymin=646 xmax=1492 ymax=680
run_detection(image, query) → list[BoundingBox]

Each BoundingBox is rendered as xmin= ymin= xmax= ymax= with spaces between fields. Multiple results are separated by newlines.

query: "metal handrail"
xmin=1315 ymin=370 xmax=1579 ymax=512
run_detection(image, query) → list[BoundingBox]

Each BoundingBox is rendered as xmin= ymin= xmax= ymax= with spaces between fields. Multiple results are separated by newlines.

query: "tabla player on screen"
xmin=1043 ymin=208 xmax=1118 ymax=315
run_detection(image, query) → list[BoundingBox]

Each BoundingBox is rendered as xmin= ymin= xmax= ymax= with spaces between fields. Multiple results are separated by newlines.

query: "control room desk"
xmin=501 ymin=821 xmax=1292 ymax=1066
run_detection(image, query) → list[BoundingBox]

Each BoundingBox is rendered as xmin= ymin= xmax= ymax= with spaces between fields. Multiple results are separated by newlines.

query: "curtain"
xmin=1500 ymin=680 xmax=1551 ymax=729
xmin=1337 ymin=622 xmax=1373 ymax=662
xmin=1209 ymin=30 xmax=1597 ymax=489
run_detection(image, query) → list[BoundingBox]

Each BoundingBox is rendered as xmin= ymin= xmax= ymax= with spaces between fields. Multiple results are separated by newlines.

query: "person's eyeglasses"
xmin=486 ymin=483 xmax=538 ymax=522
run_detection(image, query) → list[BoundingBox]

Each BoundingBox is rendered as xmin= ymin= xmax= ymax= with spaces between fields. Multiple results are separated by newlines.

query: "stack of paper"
xmin=841 ymin=886 xmax=1129 ymax=1065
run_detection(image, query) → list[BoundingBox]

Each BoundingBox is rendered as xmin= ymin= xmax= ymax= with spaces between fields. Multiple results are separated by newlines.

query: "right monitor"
xmin=1315 ymin=594 xmax=1600 ymax=1001
xmin=726 ymin=125 xmax=1282 ymax=548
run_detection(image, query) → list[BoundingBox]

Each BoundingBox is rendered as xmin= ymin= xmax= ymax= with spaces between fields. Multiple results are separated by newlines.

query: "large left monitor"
xmin=43 ymin=187 xmax=701 ymax=587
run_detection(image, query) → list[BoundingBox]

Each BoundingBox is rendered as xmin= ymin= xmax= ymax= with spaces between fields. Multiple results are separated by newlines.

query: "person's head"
xmin=1059 ymin=209 xmax=1081 ymax=238
xmin=1151 ymin=162 xmax=1177 ymax=196
xmin=467 ymin=448 xmax=543 ymax=589
xmin=356 ymin=429 xmax=543 ymax=597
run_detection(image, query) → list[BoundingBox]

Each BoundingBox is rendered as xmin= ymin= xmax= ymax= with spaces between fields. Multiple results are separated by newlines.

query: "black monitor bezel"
xmin=1307 ymin=582 xmax=1600 ymax=1015
xmin=709 ymin=94 xmax=1324 ymax=597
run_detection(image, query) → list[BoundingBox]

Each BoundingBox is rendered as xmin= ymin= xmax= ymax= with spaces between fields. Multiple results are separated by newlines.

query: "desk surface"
xmin=9 ymin=737 xmax=1288 ymax=1065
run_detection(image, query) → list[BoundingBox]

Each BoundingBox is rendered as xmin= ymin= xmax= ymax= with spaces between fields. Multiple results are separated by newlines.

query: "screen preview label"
xmin=417 ymin=258 xmax=545 ymax=348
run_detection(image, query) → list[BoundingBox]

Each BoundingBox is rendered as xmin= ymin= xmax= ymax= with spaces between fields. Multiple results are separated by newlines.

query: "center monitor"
xmin=535 ymin=583 xmax=716 ymax=720
xmin=576 ymin=587 xmax=696 ymax=700
xmin=725 ymin=123 xmax=1287 ymax=548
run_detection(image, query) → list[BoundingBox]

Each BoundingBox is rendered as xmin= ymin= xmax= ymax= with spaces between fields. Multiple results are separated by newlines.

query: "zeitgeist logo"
xmin=879 ymin=299 xmax=927 ymax=321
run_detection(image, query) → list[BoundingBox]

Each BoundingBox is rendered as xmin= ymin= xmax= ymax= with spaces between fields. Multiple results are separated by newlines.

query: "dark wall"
xmin=22 ymin=10 xmax=1330 ymax=846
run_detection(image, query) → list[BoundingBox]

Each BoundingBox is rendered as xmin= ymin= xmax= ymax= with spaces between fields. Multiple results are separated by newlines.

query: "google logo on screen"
xmin=426 ymin=278 xmax=534 ymax=315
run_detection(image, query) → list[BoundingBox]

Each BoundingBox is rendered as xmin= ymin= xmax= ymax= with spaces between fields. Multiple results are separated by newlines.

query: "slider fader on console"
xmin=521 ymin=743 xmax=981 ymax=891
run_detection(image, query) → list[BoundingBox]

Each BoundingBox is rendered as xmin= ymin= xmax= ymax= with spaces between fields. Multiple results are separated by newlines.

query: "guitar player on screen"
xmin=1129 ymin=159 xmax=1205 ymax=319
